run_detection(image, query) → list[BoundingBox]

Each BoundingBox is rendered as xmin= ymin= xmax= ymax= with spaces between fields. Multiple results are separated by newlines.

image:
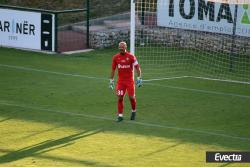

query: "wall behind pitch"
xmin=0 ymin=8 xmax=54 ymax=51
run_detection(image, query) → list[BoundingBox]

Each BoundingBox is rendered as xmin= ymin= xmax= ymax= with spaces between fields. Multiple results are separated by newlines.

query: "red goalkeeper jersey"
xmin=112 ymin=52 xmax=139 ymax=82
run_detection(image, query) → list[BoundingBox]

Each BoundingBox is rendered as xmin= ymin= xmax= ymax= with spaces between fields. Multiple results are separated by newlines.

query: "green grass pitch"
xmin=0 ymin=47 xmax=250 ymax=167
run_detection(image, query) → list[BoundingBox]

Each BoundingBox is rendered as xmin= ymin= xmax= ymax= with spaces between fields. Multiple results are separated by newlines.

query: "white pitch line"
xmin=0 ymin=64 xmax=108 ymax=81
xmin=145 ymin=83 xmax=250 ymax=99
xmin=189 ymin=76 xmax=250 ymax=85
xmin=0 ymin=100 xmax=249 ymax=141
xmin=143 ymin=76 xmax=189 ymax=82
xmin=0 ymin=64 xmax=249 ymax=98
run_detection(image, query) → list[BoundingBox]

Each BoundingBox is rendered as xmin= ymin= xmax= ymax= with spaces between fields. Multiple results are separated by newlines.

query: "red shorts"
xmin=116 ymin=81 xmax=135 ymax=97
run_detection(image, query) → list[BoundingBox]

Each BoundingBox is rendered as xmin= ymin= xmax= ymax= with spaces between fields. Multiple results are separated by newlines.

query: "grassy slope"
xmin=0 ymin=0 xmax=130 ymax=19
xmin=0 ymin=47 xmax=250 ymax=167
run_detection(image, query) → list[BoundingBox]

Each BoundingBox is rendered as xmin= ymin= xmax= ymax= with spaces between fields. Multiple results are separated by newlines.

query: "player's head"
xmin=119 ymin=41 xmax=127 ymax=55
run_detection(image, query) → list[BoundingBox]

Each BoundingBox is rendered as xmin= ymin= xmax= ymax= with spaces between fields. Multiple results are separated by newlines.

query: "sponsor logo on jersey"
xmin=118 ymin=64 xmax=131 ymax=69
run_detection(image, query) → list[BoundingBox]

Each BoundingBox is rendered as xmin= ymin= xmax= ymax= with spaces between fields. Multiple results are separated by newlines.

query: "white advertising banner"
xmin=0 ymin=9 xmax=41 ymax=49
xmin=157 ymin=0 xmax=250 ymax=37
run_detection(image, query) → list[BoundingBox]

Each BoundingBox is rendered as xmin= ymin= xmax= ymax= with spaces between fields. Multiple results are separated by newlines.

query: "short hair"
xmin=119 ymin=41 xmax=127 ymax=48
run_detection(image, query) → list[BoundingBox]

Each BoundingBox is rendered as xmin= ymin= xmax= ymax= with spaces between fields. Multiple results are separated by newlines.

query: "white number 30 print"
xmin=117 ymin=90 xmax=124 ymax=96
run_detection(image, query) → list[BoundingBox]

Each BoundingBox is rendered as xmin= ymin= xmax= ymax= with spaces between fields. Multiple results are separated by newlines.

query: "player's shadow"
xmin=0 ymin=117 xmax=11 ymax=122
xmin=0 ymin=130 xmax=101 ymax=164
xmin=143 ymin=142 xmax=182 ymax=157
xmin=18 ymin=126 xmax=59 ymax=140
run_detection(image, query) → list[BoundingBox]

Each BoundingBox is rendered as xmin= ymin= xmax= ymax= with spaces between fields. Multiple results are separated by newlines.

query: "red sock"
xmin=118 ymin=98 xmax=124 ymax=115
xmin=130 ymin=98 xmax=136 ymax=111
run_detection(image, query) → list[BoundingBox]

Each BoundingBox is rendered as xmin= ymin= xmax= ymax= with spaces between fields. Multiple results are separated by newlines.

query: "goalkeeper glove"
xmin=109 ymin=79 xmax=115 ymax=90
xmin=136 ymin=77 xmax=142 ymax=87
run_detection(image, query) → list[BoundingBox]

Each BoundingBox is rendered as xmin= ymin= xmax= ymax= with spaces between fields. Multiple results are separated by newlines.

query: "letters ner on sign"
xmin=0 ymin=20 xmax=35 ymax=35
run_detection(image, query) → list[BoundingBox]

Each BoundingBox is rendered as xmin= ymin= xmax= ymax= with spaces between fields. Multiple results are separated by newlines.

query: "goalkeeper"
xmin=109 ymin=41 xmax=142 ymax=122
